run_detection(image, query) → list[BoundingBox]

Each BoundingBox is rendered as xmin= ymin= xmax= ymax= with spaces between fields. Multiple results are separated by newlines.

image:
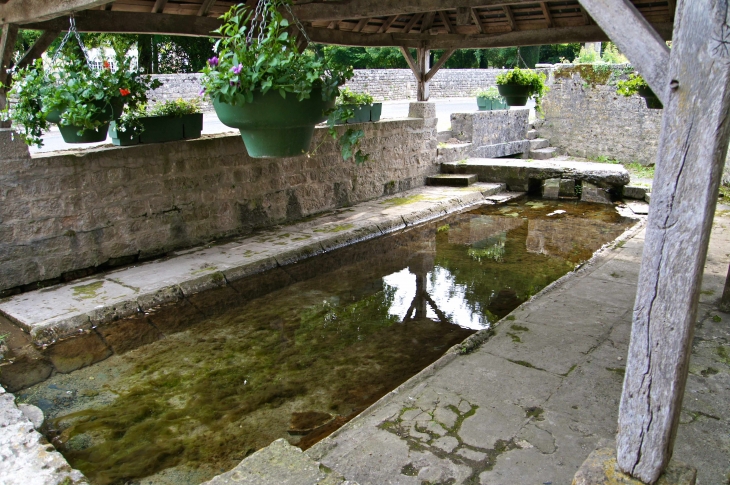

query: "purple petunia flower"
xmin=232 ymin=64 xmax=243 ymax=75
xmin=199 ymin=88 xmax=206 ymax=96
xmin=208 ymin=56 xmax=219 ymax=67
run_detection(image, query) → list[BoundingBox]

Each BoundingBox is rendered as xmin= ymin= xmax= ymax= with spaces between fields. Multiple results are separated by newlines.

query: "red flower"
xmin=103 ymin=61 xmax=111 ymax=70
xmin=119 ymin=88 xmax=131 ymax=97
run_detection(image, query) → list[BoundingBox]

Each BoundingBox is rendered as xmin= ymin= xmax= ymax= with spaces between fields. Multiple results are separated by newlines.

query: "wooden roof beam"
xmin=438 ymin=11 xmax=455 ymax=34
xmin=403 ymin=12 xmax=423 ymax=33
xmin=578 ymin=0 xmax=670 ymax=104
xmin=293 ymin=0 xmax=548 ymax=23
xmin=16 ymin=29 xmax=59 ymax=68
xmin=352 ymin=17 xmax=368 ymax=33
xmin=306 ymin=22 xmax=673 ymax=49
xmin=540 ymin=2 xmax=553 ymax=28
xmin=503 ymin=5 xmax=517 ymax=31
xmin=420 ymin=11 xmax=436 ymax=33
xmin=377 ymin=15 xmax=397 ymax=34
xmin=151 ymin=0 xmax=167 ymax=14
xmin=0 ymin=0 xmax=111 ymax=24
xmin=471 ymin=8 xmax=485 ymax=34
xmin=197 ymin=0 xmax=217 ymax=17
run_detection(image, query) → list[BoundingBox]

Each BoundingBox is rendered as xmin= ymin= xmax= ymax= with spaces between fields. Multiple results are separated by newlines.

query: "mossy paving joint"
xmin=379 ymin=399 xmax=518 ymax=484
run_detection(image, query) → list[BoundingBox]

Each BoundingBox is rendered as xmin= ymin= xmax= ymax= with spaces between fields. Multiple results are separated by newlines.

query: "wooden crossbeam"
xmin=540 ymin=2 xmax=553 ymax=28
xmin=16 ymin=29 xmax=59 ymax=69
xmin=503 ymin=5 xmax=517 ymax=31
xmin=293 ymin=0 xmax=546 ymax=22
xmin=438 ymin=10 xmax=455 ymax=34
xmin=471 ymin=8 xmax=486 ymax=34
xmin=306 ymin=23 xmax=673 ymax=49
xmin=377 ymin=15 xmax=397 ymax=34
xmin=151 ymin=0 xmax=168 ymax=14
xmin=578 ymin=0 xmax=670 ymax=104
xmin=399 ymin=46 xmax=419 ymax=76
xmin=197 ymin=0 xmax=217 ymax=17
xmin=616 ymin=0 xmax=730 ymax=481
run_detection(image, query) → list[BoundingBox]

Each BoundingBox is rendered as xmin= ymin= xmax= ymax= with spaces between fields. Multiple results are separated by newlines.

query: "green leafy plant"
xmin=200 ymin=1 xmax=350 ymax=104
xmin=474 ymin=86 xmax=504 ymax=101
xmin=1 ymin=50 xmax=160 ymax=146
xmin=601 ymin=43 xmax=629 ymax=64
xmin=148 ymin=98 xmax=201 ymax=117
xmin=495 ymin=67 xmax=549 ymax=113
xmin=573 ymin=45 xmax=601 ymax=64
xmin=616 ymin=73 xmax=649 ymax=97
xmin=336 ymin=86 xmax=373 ymax=106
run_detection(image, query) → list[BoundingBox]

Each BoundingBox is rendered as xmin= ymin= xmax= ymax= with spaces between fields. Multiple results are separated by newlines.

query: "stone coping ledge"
xmin=0 ymin=183 xmax=510 ymax=348
xmin=442 ymin=157 xmax=631 ymax=189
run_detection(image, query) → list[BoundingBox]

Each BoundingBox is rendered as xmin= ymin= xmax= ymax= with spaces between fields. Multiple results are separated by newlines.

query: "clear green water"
xmin=20 ymin=198 xmax=634 ymax=485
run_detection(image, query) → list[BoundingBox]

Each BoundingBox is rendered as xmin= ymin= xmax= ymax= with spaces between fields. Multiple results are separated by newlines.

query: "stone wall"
xmin=149 ymin=69 xmax=510 ymax=107
xmin=539 ymin=64 xmax=663 ymax=166
xmin=449 ymin=108 xmax=530 ymax=159
xmin=0 ymin=115 xmax=438 ymax=294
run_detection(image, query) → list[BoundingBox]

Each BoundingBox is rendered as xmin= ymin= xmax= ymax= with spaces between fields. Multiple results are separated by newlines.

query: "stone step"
xmin=529 ymin=138 xmax=549 ymax=150
xmin=529 ymin=147 xmax=558 ymax=160
xmin=427 ymin=173 xmax=478 ymax=187
xmin=526 ymin=129 xmax=539 ymax=140
xmin=622 ymin=185 xmax=648 ymax=200
xmin=441 ymin=158 xmax=629 ymax=193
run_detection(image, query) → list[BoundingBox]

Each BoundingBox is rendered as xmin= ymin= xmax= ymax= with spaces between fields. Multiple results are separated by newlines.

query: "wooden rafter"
xmin=503 ymin=5 xmax=517 ymax=31
xmin=197 ymin=0 xmax=217 ymax=16
xmin=455 ymin=7 xmax=471 ymax=26
xmin=540 ymin=2 xmax=553 ymax=28
xmin=403 ymin=12 xmax=423 ymax=33
xmin=352 ymin=17 xmax=368 ymax=33
xmin=420 ymin=11 xmax=436 ymax=33
xmin=377 ymin=15 xmax=398 ymax=34
xmin=16 ymin=29 xmax=59 ymax=69
xmin=438 ymin=11 xmax=455 ymax=34
xmin=151 ymin=0 xmax=168 ymax=14
xmin=471 ymin=8 xmax=485 ymax=34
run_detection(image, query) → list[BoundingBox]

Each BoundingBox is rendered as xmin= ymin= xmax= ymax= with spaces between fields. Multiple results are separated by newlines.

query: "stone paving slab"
xmin=0 ymin=183 xmax=508 ymax=346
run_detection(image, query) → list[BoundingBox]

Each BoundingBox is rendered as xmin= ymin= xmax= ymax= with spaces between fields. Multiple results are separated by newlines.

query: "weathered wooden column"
xmin=613 ymin=0 xmax=730 ymax=482
xmin=720 ymin=264 xmax=730 ymax=312
xmin=400 ymin=46 xmax=455 ymax=102
xmin=0 ymin=24 xmax=19 ymax=129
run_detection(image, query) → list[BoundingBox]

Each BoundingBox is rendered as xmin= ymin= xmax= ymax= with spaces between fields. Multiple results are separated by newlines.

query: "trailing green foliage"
xmin=336 ymin=87 xmax=373 ymax=106
xmin=616 ymin=73 xmax=649 ymax=97
xmin=495 ymin=67 xmax=549 ymax=113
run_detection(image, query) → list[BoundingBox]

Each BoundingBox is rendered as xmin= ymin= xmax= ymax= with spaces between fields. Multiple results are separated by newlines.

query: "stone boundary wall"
xmin=538 ymin=64 xmax=730 ymax=183
xmin=149 ymin=69 xmax=510 ymax=107
xmin=0 ymin=117 xmax=438 ymax=294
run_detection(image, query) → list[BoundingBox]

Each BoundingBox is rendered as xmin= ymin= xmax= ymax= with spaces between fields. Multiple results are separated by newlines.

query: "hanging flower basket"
xmin=495 ymin=68 xmax=549 ymax=112
xmin=214 ymin=89 xmax=334 ymax=157
xmin=201 ymin=0 xmax=354 ymax=159
xmin=616 ymin=73 xmax=663 ymax=110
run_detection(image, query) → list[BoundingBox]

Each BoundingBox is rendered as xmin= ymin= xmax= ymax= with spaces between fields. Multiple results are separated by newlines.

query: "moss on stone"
xmin=71 ymin=281 xmax=104 ymax=300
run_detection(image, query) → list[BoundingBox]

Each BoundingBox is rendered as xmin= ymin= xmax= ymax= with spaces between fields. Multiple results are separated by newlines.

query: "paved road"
xmin=30 ymin=97 xmax=535 ymax=154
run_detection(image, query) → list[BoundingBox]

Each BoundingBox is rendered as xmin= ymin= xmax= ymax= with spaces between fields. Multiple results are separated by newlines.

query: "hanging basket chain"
xmin=283 ymin=2 xmax=312 ymax=45
xmin=52 ymin=15 xmax=93 ymax=67
xmin=245 ymin=0 xmax=311 ymax=46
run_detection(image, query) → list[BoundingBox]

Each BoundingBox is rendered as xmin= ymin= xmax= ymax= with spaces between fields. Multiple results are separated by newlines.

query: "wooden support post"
xmin=0 ymin=23 xmax=18 ymax=129
xmin=399 ymin=46 xmax=431 ymax=101
xmin=616 ymin=0 xmax=730 ymax=482
xmin=578 ymin=0 xmax=670 ymax=104
xmin=197 ymin=0 xmax=217 ymax=17
xmin=720 ymin=263 xmax=730 ymax=313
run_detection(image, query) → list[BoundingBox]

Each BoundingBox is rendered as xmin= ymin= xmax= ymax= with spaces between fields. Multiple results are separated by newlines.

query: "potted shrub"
xmin=201 ymin=0 xmax=353 ymax=158
xmin=475 ymin=87 xmax=507 ymax=111
xmin=329 ymin=87 xmax=377 ymax=123
xmin=495 ymin=67 xmax=549 ymax=112
xmin=109 ymin=98 xmax=204 ymax=146
xmin=616 ymin=73 xmax=662 ymax=109
xmin=1 ymin=51 xmax=159 ymax=146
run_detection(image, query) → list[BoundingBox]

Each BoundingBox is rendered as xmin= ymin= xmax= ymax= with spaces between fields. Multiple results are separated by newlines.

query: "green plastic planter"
xmin=371 ymin=103 xmax=382 ymax=122
xmin=213 ymin=88 xmax=335 ymax=158
xmin=49 ymin=98 xmax=123 ymax=144
xmin=108 ymin=113 xmax=204 ymax=146
xmin=476 ymin=97 xmax=489 ymax=111
xmin=497 ymin=84 xmax=531 ymax=106
xmin=637 ymin=86 xmax=663 ymax=109
xmin=491 ymin=98 xmax=508 ymax=110
xmin=352 ymin=104 xmax=371 ymax=123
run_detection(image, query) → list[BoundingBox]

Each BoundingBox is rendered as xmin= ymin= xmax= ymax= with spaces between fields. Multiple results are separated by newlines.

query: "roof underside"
xmin=1 ymin=0 xmax=675 ymax=48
